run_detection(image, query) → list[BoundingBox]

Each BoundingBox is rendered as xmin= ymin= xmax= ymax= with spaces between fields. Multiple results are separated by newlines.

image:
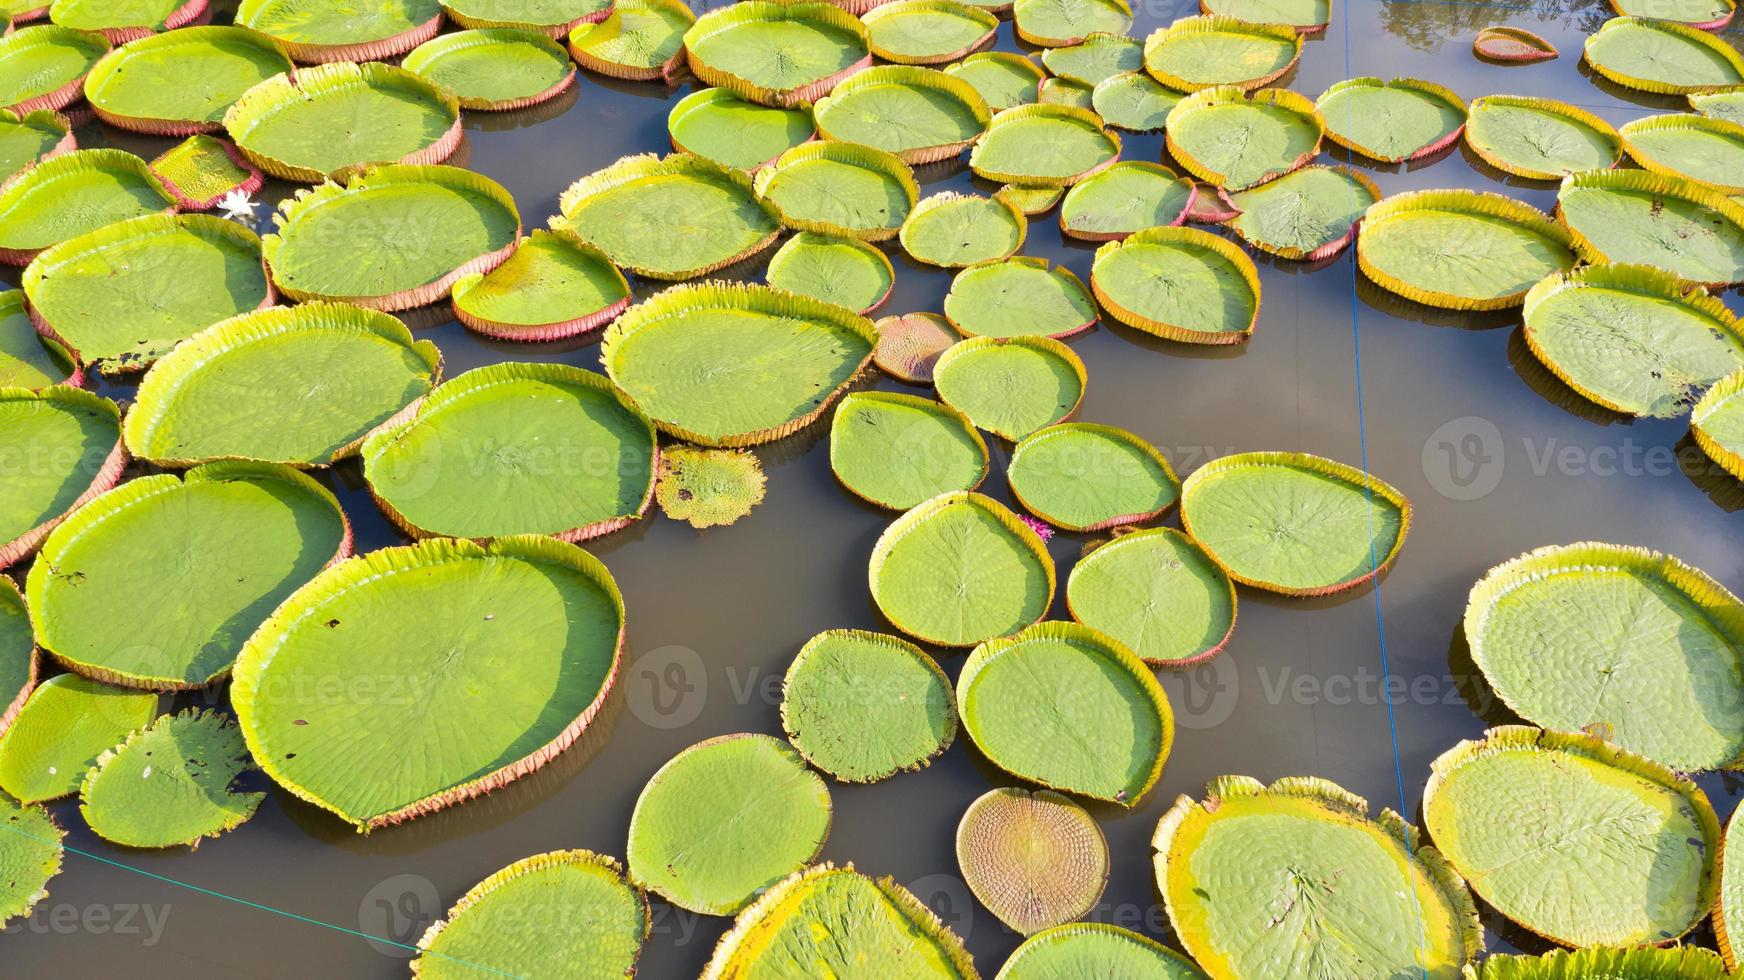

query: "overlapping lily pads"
xmin=1091 ymin=226 xmax=1259 ymax=343
xmin=996 ymin=184 xmax=1062 ymax=215
xmin=0 ymin=386 xmax=123 ymax=568
xmin=934 ymin=336 xmax=1084 ymax=440
xmin=667 ymin=87 xmax=812 ymax=171
xmin=944 ymin=257 xmax=1095 ymax=340
xmin=0 ymin=148 xmax=175 ymax=265
xmin=1467 ymin=947 xmax=1727 ymax=980
xmin=1556 ymin=168 xmax=1744 ymax=287
xmin=899 ymin=190 xmax=1025 ymax=267
xmin=1693 ymin=366 xmax=1744 ymax=482
xmin=0 ymin=674 xmax=157 ymax=803
xmin=1012 ymin=0 xmax=1131 ymax=47
xmin=1583 ymin=15 xmax=1744 ymax=94
xmin=403 ymin=28 xmax=577 ymax=111
xmin=1225 ymin=165 xmax=1377 ymax=261
xmin=1464 ymin=95 xmax=1622 ymax=180
xmin=765 ymin=232 xmax=893 ymax=313
xmin=1041 ymin=32 xmax=1140 ymax=84
xmin=78 ymin=709 xmax=264 ymax=849
xmin=998 ymin=923 xmax=1207 ymax=979
xmin=0 ymin=793 xmax=60 ymax=925
xmin=830 ymin=391 xmax=987 ymax=508
xmin=863 ymin=0 xmax=997 ymax=65
xmin=970 ymin=104 xmax=1119 ymax=187
xmin=567 ymin=0 xmax=694 ymax=80
xmin=1621 ymin=113 xmax=1744 ymax=194
xmin=780 ymin=629 xmax=956 ymax=782
xmin=654 ymin=445 xmax=766 ymax=527
xmin=235 ymin=0 xmax=443 ymax=62
xmin=811 ymin=66 xmax=991 ymax=164
xmin=451 ymin=228 xmax=628 ymax=340
xmin=1358 ymin=190 xmax=1575 ymax=309
xmin=942 ymin=51 xmax=1042 ymax=111
xmin=442 ymin=0 xmax=613 ymax=34
xmin=83 ymin=26 xmax=292 ymax=135
xmin=1165 ymin=85 xmax=1322 ymax=191
xmin=1091 ymin=70 xmax=1181 ymax=131
xmin=1202 ymin=0 xmax=1328 ymax=31
xmin=1008 ymin=423 xmax=1177 ymax=531
xmin=872 ymin=311 xmax=957 ymax=383
xmin=1316 ymin=76 xmax=1466 ymax=163
xmin=956 ymin=787 xmax=1108 ymax=933
xmin=1059 ymin=162 xmax=1194 ymax=240
xmin=0 ymin=25 xmax=108 ymax=114
xmin=754 ymin=140 xmax=916 ymax=240
xmin=1036 ymin=77 xmax=1094 ymax=109
xmin=683 ymin=0 xmax=868 ymax=107
xmin=1692 ymin=89 xmax=1744 ymax=124
xmin=0 ymin=108 xmax=71 ymax=182
xmin=149 ymin=135 xmax=263 ymax=210
xmin=1142 ymin=16 xmax=1300 ymax=92
xmin=1068 ymin=527 xmax=1234 ymax=666
xmin=0 ymin=290 xmax=75 ymax=389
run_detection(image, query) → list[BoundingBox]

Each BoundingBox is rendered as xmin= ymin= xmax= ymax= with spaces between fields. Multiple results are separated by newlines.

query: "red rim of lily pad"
xmin=1473 ymin=25 xmax=1557 ymax=62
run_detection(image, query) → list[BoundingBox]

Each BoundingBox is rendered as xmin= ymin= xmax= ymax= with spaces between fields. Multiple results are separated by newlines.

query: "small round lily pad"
xmin=1091 ymin=70 xmax=1182 ymax=131
xmin=956 ymin=787 xmax=1108 ymax=934
xmin=0 ymin=386 xmax=123 ymax=569
xmin=754 ymin=139 xmax=917 ymax=241
xmin=898 ymin=190 xmax=1025 ymax=268
xmin=655 ymin=445 xmax=767 ymax=528
xmin=402 ymin=28 xmax=577 ymax=111
xmin=969 ymin=103 xmax=1120 ymax=187
xmin=667 ymin=87 xmax=813 ymax=172
xmin=0 ymin=148 xmax=175 ymax=265
xmin=934 ymin=335 xmax=1085 ymax=441
xmin=1008 ymin=422 xmax=1178 ymax=531
xmin=811 ymin=65 xmax=991 ymax=164
xmin=235 ymin=0 xmax=443 ymax=63
xmin=1316 ymin=76 xmax=1466 ymax=163
xmin=1357 ymin=189 xmax=1575 ymax=310
xmin=0 ymin=674 xmax=157 ymax=803
xmin=0 ymin=289 xmax=75 ymax=389
xmin=1042 ymin=32 xmax=1141 ymax=85
xmin=830 ymin=391 xmax=987 ymax=509
xmin=148 ymin=134 xmax=264 ymax=210
xmin=79 ymin=709 xmax=264 ymax=849
xmin=0 ymin=108 xmax=72 ymax=184
xmin=1090 ymin=225 xmax=1259 ymax=343
xmin=567 ymin=0 xmax=693 ymax=81
xmin=1583 ymin=15 xmax=1744 ymax=95
xmin=998 ymin=923 xmax=1207 ymax=979
xmin=1068 ymin=527 xmax=1234 ymax=667
xmin=83 ymin=26 xmax=293 ymax=135
xmin=944 ymin=257 xmax=1096 ymax=340
xmin=1201 ymin=0 xmax=1327 ymax=31
xmin=1225 ymin=164 xmax=1378 ymax=261
xmin=1142 ymin=15 xmax=1300 ymax=92
xmin=1556 ymin=168 xmax=1744 ymax=288
xmin=1164 ymin=85 xmax=1322 ymax=191
xmin=441 ymin=0 xmax=613 ymax=34
xmin=1013 ymin=0 xmax=1131 ymax=47
xmin=1474 ymin=25 xmax=1558 ymax=62
xmin=1693 ymin=366 xmax=1744 ymax=482
xmin=765 ymin=232 xmax=894 ymax=314
xmin=0 ymin=794 xmax=61 ymax=926
xmin=1059 ymin=161 xmax=1194 ymax=240
xmin=873 ymin=311 xmax=957 ymax=383
xmin=1621 ymin=113 xmax=1744 ymax=195
xmin=942 ymin=51 xmax=1042 ymax=111
xmin=0 ymin=25 xmax=108 ymax=114
xmin=780 ymin=629 xmax=956 ymax=782
xmin=683 ymin=0 xmax=869 ymax=107
xmin=1464 ymin=95 xmax=1622 ymax=180
xmin=863 ymin=0 xmax=997 ymax=65
xmin=450 ymin=228 xmax=629 ymax=340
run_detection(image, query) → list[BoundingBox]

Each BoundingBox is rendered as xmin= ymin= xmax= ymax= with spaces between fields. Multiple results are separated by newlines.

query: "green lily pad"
xmin=627 ymin=733 xmax=830 ymax=914
xmin=1465 ymin=946 xmax=1728 ymax=980
xmin=765 ymin=232 xmax=894 ymax=314
xmin=969 ymin=104 xmax=1119 ymax=187
xmin=960 ymin=621 xmax=1170 ymax=804
xmin=1721 ymin=806 xmax=1744 ymax=971
xmin=1557 ymin=168 xmax=1744 ymax=288
xmin=0 ymin=794 xmax=61 ymax=925
xmin=1316 ymin=76 xmax=1466 ymax=163
xmin=0 ymin=25 xmax=108 ymax=114
xmin=1693 ymin=366 xmax=1744 ymax=483
xmin=1181 ymin=451 xmax=1410 ymax=595
xmin=1090 ymin=225 xmax=1259 ymax=343
xmin=0 ymin=290 xmax=75 ymax=389
xmin=934 ymin=335 xmax=1085 ymax=441
xmin=83 ymin=26 xmax=292 ymax=135
xmin=654 ymin=445 xmax=766 ymax=528
xmin=47 ymin=0 xmax=201 ymax=40
xmin=235 ymin=0 xmax=442 ymax=62
xmin=956 ymin=787 xmax=1108 ymax=933
xmin=1068 ymin=527 xmax=1234 ymax=667
xmin=442 ymin=0 xmax=612 ymax=33
xmin=1164 ymin=85 xmax=1322 ymax=191
xmin=999 ymin=185 xmax=1064 ymax=215
xmin=148 ymin=134 xmax=263 ymax=210
xmin=1090 ymin=70 xmax=1181 ymax=132
xmin=1036 ymin=77 xmax=1094 ymax=110
xmin=667 ymin=87 xmax=813 ymax=172
xmin=1612 ymin=0 xmax=1734 ymax=25
xmin=898 ymin=190 xmax=1025 ymax=268
xmin=0 ymin=108 xmax=70 ymax=183
xmin=811 ymin=65 xmax=991 ymax=165
xmin=753 ymin=140 xmax=917 ymax=241
xmin=1201 ymin=0 xmax=1328 ymax=31
xmin=1464 ymin=95 xmax=1622 ymax=181
xmin=1156 ymin=775 xmax=1481 ymax=979
xmin=872 ymin=311 xmax=957 ymax=383
xmin=869 ymin=491 xmax=1054 ymax=646
xmin=683 ymin=0 xmax=868 ymax=107
xmin=402 ymin=28 xmax=575 ymax=111
xmin=864 ymin=0 xmax=997 ymax=65
xmin=1357 ymin=189 xmax=1575 ymax=310
xmin=1692 ymin=89 xmax=1744 ymax=125
xmin=1424 ymin=725 xmax=1719 ymax=947
xmin=780 ymin=629 xmax=956 ymax=782
xmin=829 ymin=391 xmax=987 ymax=509
xmin=450 ymin=228 xmax=628 ymax=340
xmin=944 ymin=257 xmax=1095 ymax=340
xmin=0 ymin=148 xmax=174 ymax=264
xmin=0 ymin=386 xmax=121 ymax=569
xmin=1013 ymin=0 xmax=1131 ymax=47
xmin=1584 ymin=16 xmax=1744 ymax=95
xmin=1141 ymin=16 xmax=1300 ymax=92
xmin=78 ymin=709 xmax=263 ymax=849
xmin=0 ymin=674 xmax=157 ymax=803
xmin=1008 ymin=422 xmax=1177 ymax=531
xmin=998 ymin=923 xmax=1207 ymax=979
xmin=1059 ymin=161 xmax=1194 ymax=240
xmin=0 ymin=577 xmax=36 ymax=736
xmin=1226 ymin=165 xmax=1379 ymax=261
xmin=1041 ymin=33 xmax=1141 ymax=85
xmin=558 ymin=152 xmax=781 ymax=279
xmin=1621 ymin=113 xmax=1744 ymax=195
xmin=942 ymin=51 xmax=1042 ymax=111
xmin=567 ymin=0 xmax=694 ymax=81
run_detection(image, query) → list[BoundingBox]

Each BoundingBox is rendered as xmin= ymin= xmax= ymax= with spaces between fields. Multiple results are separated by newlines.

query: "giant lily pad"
xmin=1464 ymin=95 xmax=1622 ymax=180
xmin=1042 ymin=33 xmax=1141 ymax=85
xmin=362 ymin=362 xmax=657 ymax=541
xmin=450 ymin=228 xmax=629 ymax=340
xmin=402 ymin=28 xmax=576 ymax=111
xmin=1556 ymin=168 xmax=1744 ymax=287
xmin=969 ymin=104 xmax=1119 ymax=187
xmin=78 ymin=709 xmax=263 ymax=848
xmin=1181 ymin=451 xmax=1410 ymax=595
xmin=1358 ymin=190 xmax=1575 ymax=310
xmin=1059 ymin=161 xmax=1193 ymax=240
xmin=1692 ymin=89 xmax=1744 ymax=125
xmin=566 ymin=0 xmax=693 ymax=81
xmin=83 ymin=26 xmax=292 ymax=135
xmin=0 ymin=290 xmax=75 ymax=389
xmin=233 ymin=535 xmax=624 ymax=829
xmin=898 ymin=190 xmax=1025 ymax=267
xmin=627 ymin=733 xmax=831 ymax=914
xmin=442 ymin=0 xmax=613 ymax=33
xmin=1156 ymin=775 xmax=1481 ymax=979
xmin=942 ymin=51 xmax=1042 ymax=111
xmin=764 ymin=232 xmax=894 ymax=313
xmin=0 ymin=794 xmax=60 ymax=925
xmin=959 ymin=621 xmax=1170 ymax=804
xmin=1693 ymin=366 xmax=1744 ymax=482
xmin=1012 ymin=0 xmax=1130 ymax=47
xmin=0 ymin=577 xmax=36 ymax=737
xmin=0 ymin=108 xmax=72 ymax=183
xmin=47 ymin=0 xmax=203 ymax=43
xmin=683 ymin=1 xmax=868 ymax=107
xmin=780 ymin=629 xmax=956 ymax=782
xmin=0 ymin=148 xmax=175 ymax=265
xmin=264 ymin=164 xmax=520 ymax=310
xmin=869 ymin=491 xmax=1053 ymax=646
xmin=933 ymin=335 xmax=1085 ymax=440
xmin=0 ymin=386 xmax=122 ymax=568
xmin=1610 ymin=0 xmax=1733 ymax=27
xmin=830 ymin=391 xmax=987 ymax=509
xmin=1424 ymin=726 xmax=1719 ymax=947
xmin=1201 ymin=0 xmax=1327 ymax=31
xmin=956 ymin=787 xmax=1108 ymax=933
xmin=1068 ymin=527 xmax=1234 ymax=667
xmin=0 ymin=674 xmax=157 ymax=802
xmin=654 ymin=446 xmax=766 ymax=528
xmin=1466 ymin=947 xmax=1727 ymax=980
xmin=1142 ymin=16 xmax=1300 ymax=92
xmin=558 ymin=152 xmax=780 ymax=279
xmin=235 ymin=0 xmax=443 ymax=62
xmin=811 ymin=66 xmax=991 ymax=164
xmin=1164 ymin=85 xmax=1322 ymax=191
xmin=667 ymin=87 xmax=812 ymax=171
xmin=23 ymin=213 xmax=271 ymax=373
xmin=944 ymin=257 xmax=1095 ymax=340
xmin=1090 ymin=225 xmax=1259 ymax=343
xmin=1091 ymin=70 xmax=1181 ymax=131
xmin=753 ymin=140 xmax=917 ymax=241
xmin=1584 ymin=16 xmax=1744 ymax=94
xmin=1621 ymin=113 xmax=1744 ymax=195
xmin=148 ymin=134 xmax=264 ymax=210
xmin=224 ymin=61 xmax=461 ymax=182
xmin=998 ymin=924 xmax=1207 ymax=979
xmin=603 ymin=281 xmax=875 ymax=446
xmin=1317 ymin=76 xmax=1465 ymax=163
xmin=1008 ymin=422 xmax=1177 ymax=531
xmin=1226 ymin=165 xmax=1378 ymax=261
xmin=0 ymin=25 xmax=108 ymax=114
xmin=864 ymin=0 xmax=997 ymax=65
xmin=872 ymin=311 xmax=956 ymax=383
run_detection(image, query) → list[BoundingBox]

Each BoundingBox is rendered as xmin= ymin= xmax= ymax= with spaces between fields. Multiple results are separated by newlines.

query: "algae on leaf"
xmin=655 ymin=446 xmax=767 ymax=528
xmin=79 ymin=709 xmax=264 ymax=849
xmin=780 ymin=629 xmax=956 ymax=782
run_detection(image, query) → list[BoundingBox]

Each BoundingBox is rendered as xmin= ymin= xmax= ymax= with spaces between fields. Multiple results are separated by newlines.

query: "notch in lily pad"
xmin=79 ymin=709 xmax=264 ymax=849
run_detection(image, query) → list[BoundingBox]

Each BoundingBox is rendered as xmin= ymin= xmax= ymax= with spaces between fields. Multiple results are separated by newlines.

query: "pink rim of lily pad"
xmin=0 ymin=388 xmax=129 ymax=569
xmin=0 ymin=577 xmax=38 ymax=738
xmin=266 ymin=231 xmax=515 ymax=313
xmin=269 ymin=11 xmax=442 ymax=63
xmin=1473 ymin=26 xmax=1558 ymax=62
xmin=148 ymin=137 xmax=264 ymax=210
xmin=77 ymin=0 xmax=208 ymax=45
xmin=567 ymin=0 xmax=695 ymax=82
xmin=451 ymin=232 xmax=631 ymax=341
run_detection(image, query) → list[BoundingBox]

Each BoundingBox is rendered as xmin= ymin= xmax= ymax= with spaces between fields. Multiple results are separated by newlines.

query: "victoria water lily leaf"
xmin=0 ymin=578 xmax=35 ymax=738
xmin=956 ymin=787 xmax=1108 ymax=934
xmin=830 ymin=391 xmax=987 ymax=509
xmin=1156 ymin=775 xmax=1481 ymax=979
xmin=1182 ymin=451 xmax=1410 ymax=595
xmin=997 ymin=184 xmax=1062 ymax=215
xmin=1584 ymin=16 xmax=1744 ymax=94
xmin=0 ymin=108 xmax=72 ymax=183
xmin=1694 ymin=367 xmax=1744 ymax=482
xmin=780 ymin=629 xmax=956 ymax=782
xmin=1040 ymin=32 xmax=1140 ymax=85
xmin=1466 ymin=542 xmax=1744 ymax=770
xmin=0 ymin=149 xmax=175 ymax=264
xmin=23 ymin=213 xmax=271 ymax=373
xmin=402 ymin=28 xmax=576 ymax=111
xmin=602 ymin=281 xmax=876 ymax=446
xmin=998 ymin=923 xmax=1207 ymax=979
xmin=1724 ymin=808 xmax=1744 ymax=970
xmin=0 ymin=386 xmax=122 ymax=568
xmin=1464 ymin=96 xmax=1622 ymax=181
xmin=265 ymin=164 xmax=520 ymax=310
xmin=1201 ymin=0 xmax=1327 ymax=31
xmin=1474 ymin=26 xmax=1557 ymax=62
xmin=753 ymin=140 xmax=917 ymax=241
xmin=442 ymin=0 xmax=613 ymax=33
xmin=655 ymin=446 xmax=767 ymax=528
xmin=1522 ymin=263 xmax=1744 ymax=418
xmin=942 ymin=51 xmax=1042 ymax=111
xmin=1008 ymin=423 xmax=1177 ymax=531
xmin=78 ymin=709 xmax=263 ymax=849
xmin=683 ymin=0 xmax=868 ymax=107
xmin=363 ymin=363 xmax=657 ymax=541
xmin=1068 ymin=527 xmax=1233 ymax=667
xmin=969 ymin=104 xmax=1119 ymax=187
xmin=451 ymin=229 xmax=629 ymax=340
xmin=1465 ymin=946 xmax=1727 ymax=980
xmin=959 ymin=621 xmax=1170 ymax=804
xmin=232 ymin=535 xmax=625 ymax=829
xmin=1621 ymin=113 xmax=1744 ymax=194
xmin=1226 ymin=165 xmax=1378 ymax=261
xmin=701 ymin=864 xmax=976 ymax=979
xmin=944 ymin=257 xmax=1096 ymax=340
xmin=1141 ymin=16 xmax=1300 ymax=92
xmin=1557 ymin=168 xmax=1744 ymax=287
xmin=628 ymin=733 xmax=830 ymax=914
xmin=1164 ymin=85 xmax=1322 ymax=191
xmin=1693 ymin=90 xmax=1744 ymax=125
xmin=1424 ymin=726 xmax=1719 ymax=946
xmin=0 ymin=794 xmax=60 ymax=925
xmin=412 ymin=850 xmax=650 ymax=980
xmin=765 ymin=232 xmax=894 ymax=314
xmin=1090 ymin=226 xmax=1258 ymax=343
xmin=899 ymin=191 xmax=1025 ymax=267
xmin=47 ymin=0 xmax=202 ymax=41
xmin=1611 ymin=0 xmax=1734 ymax=27
xmin=934 ymin=336 xmax=1084 ymax=441
xmin=873 ymin=312 xmax=957 ymax=384
xmin=1357 ymin=190 xmax=1575 ymax=309
xmin=83 ymin=26 xmax=292 ymax=135
xmin=811 ymin=66 xmax=991 ymax=165
xmin=1012 ymin=0 xmax=1131 ymax=47
xmin=0 ymin=26 xmax=108 ymax=114
xmin=1059 ymin=161 xmax=1193 ymax=240
xmin=869 ymin=491 xmax=1053 ymax=646
xmin=125 ymin=302 xmax=439 ymax=467
xmin=234 ymin=0 xmax=442 ymax=62
xmin=0 ymin=290 xmax=75 ymax=389
xmin=863 ymin=0 xmax=998 ymax=65
xmin=224 ymin=61 xmax=460 ymax=182
xmin=149 ymin=134 xmax=264 ymax=211
xmin=28 ymin=462 xmax=350 ymax=689
xmin=0 ymin=674 xmax=157 ymax=802
xmin=1316 ymin=76 xmax=1466 ymax=163
xmin=1091 ymin=71 xmax=1180 ymax=131
xmin=559 ymin=152 xmax=780 ymax=279
xmin=567 ymin=0 xmax=694 ymax=81
xmin=668 ymin=87 xmax=813 ymax=172
xmin=1037 ymin=77 xmax=1094 ymax=109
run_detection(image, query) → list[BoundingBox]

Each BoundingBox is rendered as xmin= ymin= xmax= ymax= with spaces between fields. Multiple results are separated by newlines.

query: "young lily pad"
xmin=0 ymin=793 xmax=61 ymax=925
xmin=1012 ymin=0 xmax=1131 ymax=47
xmin=234 ymin=0 xmax=443 ymax=62
xmin=869 ymin=490 xmax=1054 ymax=646
xmin=1141 ymin=16 xmax=1300 ymax=92
xmin=1226 ymin=165 xmax=1378 ymax=261
xmin=1692 ymin=89 xmax=1744 ymax=125
xmin=29 ymin=461 xmax=350 ymax=689
xmin=701 ymin=863 xmax=976 ymax=978
xmin=0 ymin=577 xmax=36 ymax=738
xmin=1621 ymin=113 xmax=1744 ymax=194
xmin=1357 ymin=189 xmax=1575 ymax=310
xmin=0 ymin=108 xmax=72 ymax=183
xmin=627 ymin=733 xmax=830 ymax=914
xmin=1008 ymin=422 xmax=1177 ymax=531
xmin=450 ymin=228 xmax=628 ymax=340
xmin=811 ymin=65 xmax=991 ymax=164
xmin=1181 ymin=451 xmax=1410 ymax=595
xmin=1611 ymin=0 xmax=1733 ymax=27
xmin=0 ymin=674 xmax=157 ymax=802
xmin=1042 ymin=33 xmax=1141 ymax=85
xmin=1474 ymin=25 xmax=1558 ymax=62
xmin=23 ymin=213 xmax=272 ymax=373
xmin=998 ymin=923 xmax=1207 ymax=979
xmin=956 ymin=787 xmax=1108 ymax=934
xmin=1068 ymin=527 xmax=1234 ymax=667
xmin=667 ymin=87 xmax=813 ymax=172
xmin=1091 ymin=70 xmax=1181 ymax=131
xmin=1201 ymin=0 xmax=1327 ymax=31
xmin=224 ymin=61 xmax=461 ymax=182
xmin=149 ymin=135 xmax=264 ymax=211
xmin=0 ymin=25 xmax=108 ymax=114
xmin=1556 ymin=168 xmax=1744 ymax=288
xmin=934 ymin=335 xmax=1085 ymax=440
xmin=959 ymin=621 xmax=1170 ymax=804
xmin=1584 ymin=16 xmax=1744 ymax=94
xmin=1164 ymin=85 xmax=1322 ymax=191
xmin=83 ymin=26 xmax=292 ymax=135
xmin=898 ymin=190 xmax=1025 ymax=267
xmin=1424 ymin=725 xmax=1719 ymax=947
xmin=1156 ymin=775 xmax=1481 ymax=979
xmin=1091 ymin=225 xmax=1258 ymax=343
xmin=942 ymin=51 xmax=1042 ymax=111
xmin=412 ymin=850 xmax=650 ymax=979
xmin=944 ymin=257 xmax=1095 ymax=340
xmin=0 ymin=290 xmax=75 ymax=389
xmin=1466 ymin=947 xmax=1727 ymax=980
xmin=265 ymin=164 xmax=520 ymax=310
xmin=442 ymin=0 xmax=612 ymax=33
xmin=1059 ymin=161 xmax=1194 ymax=240
xmin=863 ymin=0 xmax=997 ymax=65
xmin=683 ymin=0 xmax=868 ymax=107
xmin=1693 ymin=366 xmax=1744 ymax=482
xmin=1464 ymin=95 xmax=1622 ymax=180
xmin=1316 ymin=76 xmax=1466 ymax=163
xmin=78 ymin=709 xmax=263 ymax=849
xmin=402 ymin=28 xmax=576 ymax=111
xmin=0 ymin=148 xmax=175 ymax=264
xmin=0 ymin=386 xmax=123 ymax=569
xmin=654 ymin=445 xmax=766 ymax=528
xmin=753 ymin=140 xmax=917 ymax=241
xmin=559 ymin=152 xmax=781 ymax=279
xmin=1037 ymin=77 xmax=1094 ymax=109
xmin=872 ymin=311 xmax=956 ymax=383
xmin=233 ymin=535 xmax=625 ymax=829
xmin=970 ymin=104 xmax=1120 ymax=187
xmin=996 ymin=184 xmax=1062 ymax=215
xmin=363 ymin=363 xmax=657 ymax=542
xmin=830 ymin=391 xmax=987 ymax=509
xmin=567 ymin=0 xmax=693 ymax=81
xmin=780 ymin=628 xmax=956 ymax=782
xmin=765 ymin=232 xmax=894 ymax=313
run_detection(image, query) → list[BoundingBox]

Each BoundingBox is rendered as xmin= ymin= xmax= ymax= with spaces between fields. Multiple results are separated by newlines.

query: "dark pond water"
xmin=9 ymin=0 xmax=1744 ymax=975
